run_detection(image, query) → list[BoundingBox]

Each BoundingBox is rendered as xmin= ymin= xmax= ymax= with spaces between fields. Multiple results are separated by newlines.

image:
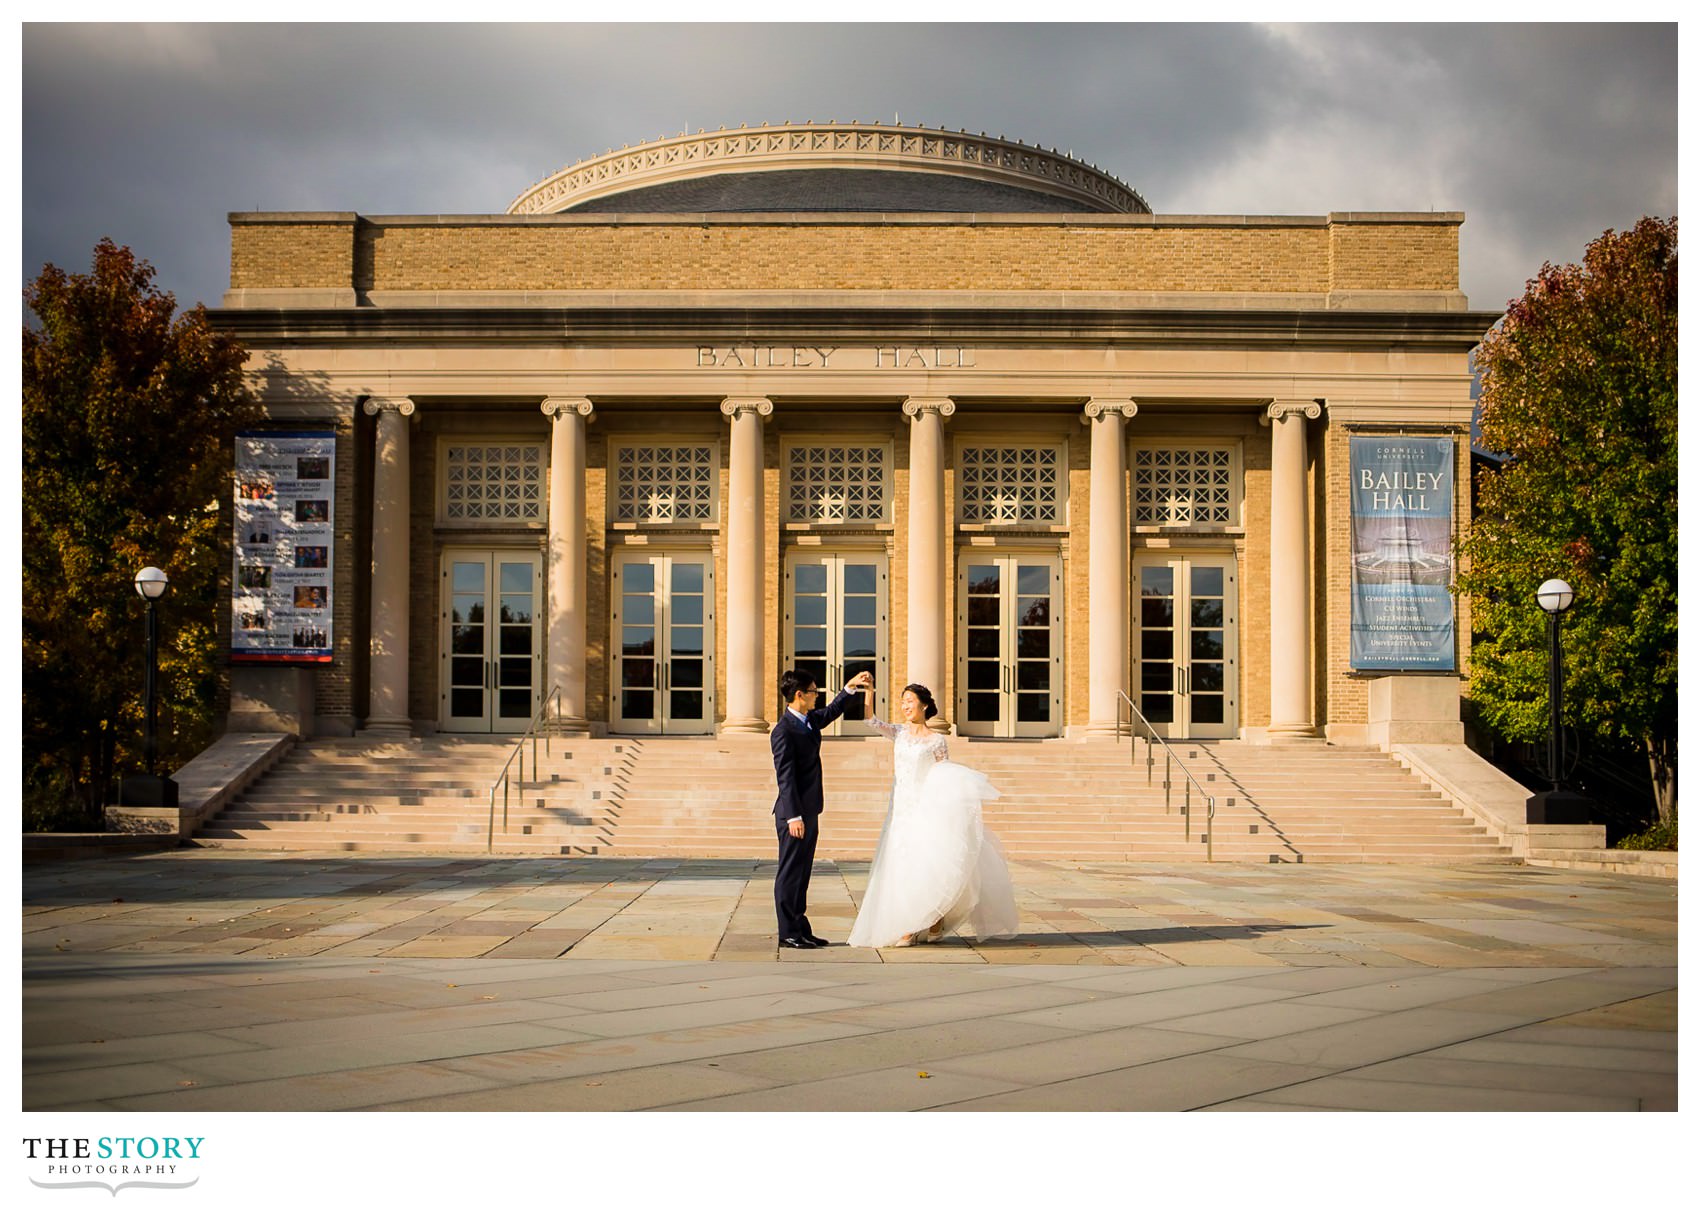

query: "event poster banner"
xmin=231 ymin=432 xmax=335 ymax=663
xmin=1349 ymin=436 xmax=1456 ymax=670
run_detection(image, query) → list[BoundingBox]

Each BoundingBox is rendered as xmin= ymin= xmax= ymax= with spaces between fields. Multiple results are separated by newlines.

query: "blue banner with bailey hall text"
xmin=1349 ymin=436 xmax=1455 ymax=670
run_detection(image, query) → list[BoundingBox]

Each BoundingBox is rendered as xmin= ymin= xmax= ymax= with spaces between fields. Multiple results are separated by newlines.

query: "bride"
xmin=847 ymin=682 xmax=1019 ymax=948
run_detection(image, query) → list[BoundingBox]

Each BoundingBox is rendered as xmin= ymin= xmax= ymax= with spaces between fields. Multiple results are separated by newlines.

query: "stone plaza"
xmin=23 ymin=850 xmax=1675 ymax=1111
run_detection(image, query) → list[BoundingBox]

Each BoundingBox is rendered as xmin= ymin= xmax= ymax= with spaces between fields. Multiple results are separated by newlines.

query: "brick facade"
xmin=229 ymin=213 xmax=1459 ymax=297
xmin=214 ymin=198 xmax=1486 ymax=744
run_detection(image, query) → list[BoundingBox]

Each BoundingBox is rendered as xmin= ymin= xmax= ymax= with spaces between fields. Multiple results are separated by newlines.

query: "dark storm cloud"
xmin=22 ymin=22 xmax=1675 ymax=312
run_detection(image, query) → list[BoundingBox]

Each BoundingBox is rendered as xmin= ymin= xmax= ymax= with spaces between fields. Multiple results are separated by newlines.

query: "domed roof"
xmin=508 ymin=122 xmax=1149 ymax=216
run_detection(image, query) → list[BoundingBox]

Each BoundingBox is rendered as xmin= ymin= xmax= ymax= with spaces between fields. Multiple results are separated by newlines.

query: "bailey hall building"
xmin=210 ymin=122 xmax=1499 ymax=760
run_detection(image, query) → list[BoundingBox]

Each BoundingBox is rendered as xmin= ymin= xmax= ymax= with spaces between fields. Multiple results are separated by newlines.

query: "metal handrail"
xmin=487 ymin=685 xmax=563 ymax=851
xmin=1115 ymin=690 xmax=1215 ymax=861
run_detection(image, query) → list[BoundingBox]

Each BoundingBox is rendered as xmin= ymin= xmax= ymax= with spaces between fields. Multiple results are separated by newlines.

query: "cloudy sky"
xmin=21 ymin=22 xmax=1677 ymax=314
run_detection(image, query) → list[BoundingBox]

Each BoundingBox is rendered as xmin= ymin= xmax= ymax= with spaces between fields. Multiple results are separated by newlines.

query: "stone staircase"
xmin=193 ymin=737 xmax=624 ymax=855
xmin=194 ymin=733 xmax=1514 ymax=863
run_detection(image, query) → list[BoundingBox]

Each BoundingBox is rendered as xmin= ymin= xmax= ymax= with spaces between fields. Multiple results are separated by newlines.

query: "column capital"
xmin=541 ymin=397 xmax=594 ymax=421
xmin=719 ymin=397 xmax=774 ymax=421
xmin=1082 ymin=398 xmax=1138 ymax=423
xmin=1263 ymin=399 xmax=1322 ymax=424
xmin=902 ymin=397 xmax=956 ymax=420
xmin=362 ymin=396 xmax=415 ymax=417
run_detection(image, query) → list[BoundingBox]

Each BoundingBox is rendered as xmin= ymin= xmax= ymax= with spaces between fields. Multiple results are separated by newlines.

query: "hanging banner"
xmin=1349 ymin=436 xmax=1456 ymax=670
xmin=231 ymin=432 xmax=335 ymax=664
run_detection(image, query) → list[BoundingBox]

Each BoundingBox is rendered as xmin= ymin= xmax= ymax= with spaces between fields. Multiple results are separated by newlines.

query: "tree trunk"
xmin=1645 ymin=731 xmax=1677 ymax=822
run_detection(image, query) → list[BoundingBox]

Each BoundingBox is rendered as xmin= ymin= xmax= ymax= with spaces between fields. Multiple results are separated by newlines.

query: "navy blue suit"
xmin=771 ymin=688 xmax=854 ymax=939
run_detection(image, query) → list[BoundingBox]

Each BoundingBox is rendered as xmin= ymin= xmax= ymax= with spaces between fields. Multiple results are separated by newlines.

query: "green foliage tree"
xmin=1459 ymin=216 xmax=1677 ymax=822
xmin=23 ymin=239 xmax=255 ymax=827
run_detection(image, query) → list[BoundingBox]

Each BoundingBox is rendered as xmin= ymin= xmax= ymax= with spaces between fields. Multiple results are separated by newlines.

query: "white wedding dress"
xmin=847 ymin=717 xmax=1019 ymax=947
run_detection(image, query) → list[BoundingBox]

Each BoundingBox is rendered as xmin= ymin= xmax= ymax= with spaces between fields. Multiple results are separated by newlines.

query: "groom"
xmin=771 ymin=667 xmax=874 ymax=949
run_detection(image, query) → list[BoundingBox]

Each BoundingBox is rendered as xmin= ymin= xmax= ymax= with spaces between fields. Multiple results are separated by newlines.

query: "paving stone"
xmin=24 ymin=1030 xmax=264 ymax=1075
xmin=546 ymin=972 xmax=838 ymax=1013
xmin=1248 ymin=1074 xmax=1639 ymax=1112
xmin=1003 ymin=981 xmax=1292 ymax=1031
xmin=1425 ymin=1038 xmax=1676 ymax=1073
xmin=710 ymin=1017 xmax=1073 ymax=1085
xmin=1348 ymin=1055 xmax=1678 ymax=1103
xmin=535 ymin=989 xmax=861 ymax=1038
xmin=663 ymin=1062 xmax=1023 ymax=1111
xmin=1139 ymin=999 xmax=1380 ymax=1040
xmin=940 ymin=1024 xmax=1240 ymax=1085
xmin=1218 ymin=1007 xmax=1532 ymax=1069
xmin=937 ymin=1054 xmax=1336 ymax=1111
xmin=360 ymin=1060 xmax=778 ymax=1110
xmin=1425 ymin=973 xmax=1676 ymax=1018
xmin=434 ymin=1014 xmax=879 ymax=1086
xmin=1493 ymin=1023 xmax=1676 ymax=1051
xmin=22 ymin=855 xmax=1678 ymax=1112
xmin=102 ymin=1061 xmax=503 ymax=1112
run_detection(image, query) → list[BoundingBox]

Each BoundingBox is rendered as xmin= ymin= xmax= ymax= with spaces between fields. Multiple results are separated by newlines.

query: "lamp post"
xmin=118 ymin=567 xmax=179 ymax=808
xmin=1525 ymin=577 xmax=1589 ymax=825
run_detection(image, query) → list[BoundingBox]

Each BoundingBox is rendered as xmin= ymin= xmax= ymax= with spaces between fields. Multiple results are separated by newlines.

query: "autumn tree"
xmin=22 ymin=239 xmax=255 ymax=827
xmin=1458 ymin=216 xmax=1677 ymax=822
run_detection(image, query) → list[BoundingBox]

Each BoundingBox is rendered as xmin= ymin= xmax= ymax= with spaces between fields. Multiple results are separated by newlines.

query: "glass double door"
xmin=611 ymin=550 xmax=715 ymax=735
xmin=956 ymin=554 xmax=1063 ymax=738
xmin=1134 ymin=554 xmax=1239 ymax=739
xmin=783 ymin=552 xmax=888 ymax=735
xmin=440 ymin=550 xmax=542 ymax=733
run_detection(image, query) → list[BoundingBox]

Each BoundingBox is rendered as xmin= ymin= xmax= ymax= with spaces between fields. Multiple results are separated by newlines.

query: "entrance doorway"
xmin=956 ymin=553 xmax=1063 ymax=738
xmin=439 ymin=550 xmax=542 ymax=733
xmin=1133 ymin=553 xmax=1239 ymax=739
xmin=610 ymin=550 xmax=716 ymax=735
xmin=783 ymin=551 xmax=888 ymax=735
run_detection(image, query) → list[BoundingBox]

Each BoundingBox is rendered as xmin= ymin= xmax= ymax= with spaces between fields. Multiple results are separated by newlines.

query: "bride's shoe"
xmin=891 ymin=934 xmax=914 ymax=948
xmin=926 ymin=919 xmax=945 ymax=942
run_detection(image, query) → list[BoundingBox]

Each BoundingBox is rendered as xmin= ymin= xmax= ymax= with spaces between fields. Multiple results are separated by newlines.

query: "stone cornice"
xmin=508 ymin=122 xmax=1149 ymax=217
xmin=211 ymin=305 xmax=1500 ymax=351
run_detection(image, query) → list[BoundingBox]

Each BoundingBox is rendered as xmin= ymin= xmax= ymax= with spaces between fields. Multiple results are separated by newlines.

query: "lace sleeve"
xmin=931 ymin=733 xmax=950 ymax=761
xmin=865 ymin=714 xmax=902 ymax=740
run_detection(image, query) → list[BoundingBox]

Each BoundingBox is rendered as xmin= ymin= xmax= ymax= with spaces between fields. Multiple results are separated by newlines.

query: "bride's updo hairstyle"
xmin=902 ymin=683 xmax=939 ymax=720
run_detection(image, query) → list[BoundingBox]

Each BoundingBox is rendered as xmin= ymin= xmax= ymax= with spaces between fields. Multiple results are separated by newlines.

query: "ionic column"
xmin=903 ymin=397 xmax=954 ymax=731
xmin=362 ymin=396 xmax=415 ymax=735
xmin=542 ymin=397 xmax=594 ymax=734
xmin=720 ymin=397 xmax=773 ymax=734
xmin=1266 ymin=400 xmax=1322 ymax=739
xmin=1084 ymin=399 xmax=1138 ymax=738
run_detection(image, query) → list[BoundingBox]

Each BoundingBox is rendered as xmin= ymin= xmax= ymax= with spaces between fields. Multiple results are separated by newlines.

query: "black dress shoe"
xmin=779 ymin=936 xmax=819 ymax=949
xmin=804 ymin=934 xmax=831 ymax=947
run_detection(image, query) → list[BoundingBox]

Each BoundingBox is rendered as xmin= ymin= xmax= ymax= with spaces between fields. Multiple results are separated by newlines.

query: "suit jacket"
xmin=771 ymin=689 xmax=854 ymax=821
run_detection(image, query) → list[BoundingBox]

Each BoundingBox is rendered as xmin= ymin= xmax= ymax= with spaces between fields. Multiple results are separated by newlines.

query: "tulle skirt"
xmin=847 ymin=760 xmax=1019 ymax=947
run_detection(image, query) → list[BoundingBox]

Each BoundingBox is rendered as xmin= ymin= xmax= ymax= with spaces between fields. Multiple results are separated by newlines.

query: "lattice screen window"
xmin=614 ymin=445 xmax=717 ymax=523
xmin=1133 ymin=447 xmax=1236 ymax=526
xmin=959 ymin=446 xmax=1061 ymax=524
xmin=444 ymin=443 xmax=545 ymax=522
xmin=786 ymin=445 xmax=887 ymax=523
